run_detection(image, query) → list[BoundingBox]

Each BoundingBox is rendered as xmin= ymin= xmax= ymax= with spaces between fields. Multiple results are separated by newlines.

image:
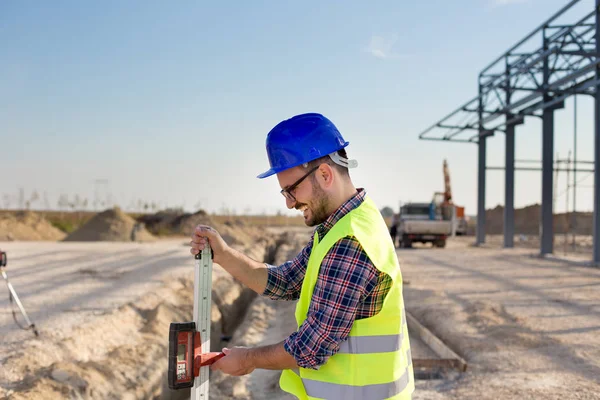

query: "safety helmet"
xmin=257 ymin=113 xmax=357 ymax=179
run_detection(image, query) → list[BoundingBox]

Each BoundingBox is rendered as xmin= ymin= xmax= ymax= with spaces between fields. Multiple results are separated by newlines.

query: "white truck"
xmin=396 ymin=203 xmax=452 ymax=248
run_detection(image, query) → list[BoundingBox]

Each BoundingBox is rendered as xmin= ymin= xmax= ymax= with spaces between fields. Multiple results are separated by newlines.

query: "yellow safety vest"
xmin=280 ymin=196 xmax=414 ymax=400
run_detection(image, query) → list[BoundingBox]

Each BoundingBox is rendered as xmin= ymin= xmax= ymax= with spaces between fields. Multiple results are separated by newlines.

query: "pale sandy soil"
xmin=0 ymin=238 xmax=272 ymax=400
xmin=400 ymin=238 xmax=600 ymax=400
xmin=453 ymin=233 xmax=595 ymax=259
xmin=2 ymin=230 xmax=600 ymax=400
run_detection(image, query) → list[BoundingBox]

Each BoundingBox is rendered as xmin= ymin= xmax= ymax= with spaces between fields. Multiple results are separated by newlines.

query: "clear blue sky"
xmin=1 ymin=0 xmax=596 ymax=215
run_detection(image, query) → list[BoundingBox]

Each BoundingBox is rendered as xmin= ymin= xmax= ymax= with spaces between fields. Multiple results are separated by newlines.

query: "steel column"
xmin=504 ymin=56 xmax=515 ymax=249
xmin=594 ymin=0 xmax=600 ymax=264
xmin=477 ymin=84 xmax=486 ymax=245
xmin=541 ymin=109 xmax=555 ymax=254
xmin=541 ymin=32 xmax=555 ymax=255
xmin=505 ymin=123 xmax=516 ymax=248
xmin=477 ymin=136 xmax=487 ymax=245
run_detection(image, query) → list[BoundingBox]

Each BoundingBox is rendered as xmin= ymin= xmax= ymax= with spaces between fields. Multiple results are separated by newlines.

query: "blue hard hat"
xmin=257 ymin=113 xmax=350 ymax=179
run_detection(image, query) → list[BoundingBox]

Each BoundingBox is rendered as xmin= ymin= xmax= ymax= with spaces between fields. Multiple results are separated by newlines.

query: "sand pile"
xmin=141 ymin=210 xmax=268 ymax=247
xmin=63 ymin=207 xmax=155 ymax=242
xmin=139 ymin=209 xmax=214 ymax=237
xmin=0 ymin=211 xmax=66 ymax=241
xmin=177 ymin=213 xmax=267 ymax=247
xmin=485 ymin=204 xmax=593 ymax=235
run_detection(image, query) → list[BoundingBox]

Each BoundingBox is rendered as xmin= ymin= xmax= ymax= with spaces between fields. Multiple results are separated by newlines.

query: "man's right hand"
xmin=190 ymin=224 xmax=268 ymax=295
xmin=190 ymin=225 xmax=229 ymax=264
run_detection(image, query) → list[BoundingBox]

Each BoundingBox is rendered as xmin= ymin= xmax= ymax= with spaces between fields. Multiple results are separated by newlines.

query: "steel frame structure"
xmin=418 ymin=0 xmax=599 ymax=264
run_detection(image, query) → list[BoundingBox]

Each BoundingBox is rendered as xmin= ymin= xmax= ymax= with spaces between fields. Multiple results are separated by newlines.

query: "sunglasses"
xmin=280 ymin=165 xmax=320 ymax=202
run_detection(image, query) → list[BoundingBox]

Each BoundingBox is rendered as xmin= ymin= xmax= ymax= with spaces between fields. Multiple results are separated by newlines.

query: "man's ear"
xmin=317 ymin=163 xmax=335 ymax=189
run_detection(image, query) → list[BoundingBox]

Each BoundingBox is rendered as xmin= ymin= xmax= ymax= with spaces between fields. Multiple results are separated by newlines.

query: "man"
xmin=390 ymin=213 xmax=400 ymax=248
xmin=190 ymin=113 xmax=414 ymax=400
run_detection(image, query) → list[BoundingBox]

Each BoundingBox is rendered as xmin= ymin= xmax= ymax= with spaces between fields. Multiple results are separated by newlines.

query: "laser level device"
xmin=168 ymin=322 xmax=225 ymax=389
xmin=168 ymin=244 xmax=224 ymax=398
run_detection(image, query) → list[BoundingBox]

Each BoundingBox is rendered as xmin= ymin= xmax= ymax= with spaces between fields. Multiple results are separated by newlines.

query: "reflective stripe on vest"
xmin=292 ymin=348 xmax=412 ymax=399
xmin=338 ymin=333 xmax=403 ymax=354
xmin=303 ymin=367 xmax=411 ymax=400
xmin=338 ymin=307 xmax=407 ymax=354
xmin=294 ymin=348 xmax=413 ymax=399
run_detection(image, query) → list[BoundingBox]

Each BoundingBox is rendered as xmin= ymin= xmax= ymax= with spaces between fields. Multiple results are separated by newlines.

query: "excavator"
xmin=432 ymin=160 xmax=467 ymax=235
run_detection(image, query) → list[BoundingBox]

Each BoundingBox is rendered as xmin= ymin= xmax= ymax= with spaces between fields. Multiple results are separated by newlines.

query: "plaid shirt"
xmin=263 ymin=188 xmax=393 ymax=369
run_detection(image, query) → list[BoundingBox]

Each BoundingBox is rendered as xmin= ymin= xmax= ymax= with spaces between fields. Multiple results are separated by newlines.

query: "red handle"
xmin=199 ymin=352 xmax=225 ymax=366
xmin=192 ymin=331 xmax=226 ymax=377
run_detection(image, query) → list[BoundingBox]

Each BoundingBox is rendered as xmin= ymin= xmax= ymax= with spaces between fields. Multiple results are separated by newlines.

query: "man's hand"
xmin=210 ymin=347 xmax=256 ymax=376
xmin=190 ymin=224 xmax=269 ymax=295
xmin=190 ymin=225 xmax=229 ymax=264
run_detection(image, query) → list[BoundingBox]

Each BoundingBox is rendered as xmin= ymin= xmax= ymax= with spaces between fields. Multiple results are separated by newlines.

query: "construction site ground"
xmin=1 ymin=230 xmax=600 ymax=399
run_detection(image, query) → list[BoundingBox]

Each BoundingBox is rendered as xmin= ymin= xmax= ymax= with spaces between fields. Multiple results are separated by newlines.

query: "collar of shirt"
xmin=315 ymin=188 xmax=366 ymax=239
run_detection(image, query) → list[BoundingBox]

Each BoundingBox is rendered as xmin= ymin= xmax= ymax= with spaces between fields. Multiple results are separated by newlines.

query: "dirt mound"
xmin=63 ymin=207 xmax=155 ymax=242
xmin=141 ymin=210 xmax=267 ymax=247
xmin=485 ymin=204 xmax=593 ymax=235
xmin=139 ymin=209 xmax=213 ymax=237
xmin=0 ymin=211 xmax=65 ymax=241
xmin=176 ymin=212 xmax=266 ymax=247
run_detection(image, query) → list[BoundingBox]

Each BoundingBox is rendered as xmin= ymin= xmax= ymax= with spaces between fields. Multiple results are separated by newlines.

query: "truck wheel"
xmin=403 ymin=239 xmax=413 ymax=249
xmin=434 ymin=240 xmax=446 ymax=248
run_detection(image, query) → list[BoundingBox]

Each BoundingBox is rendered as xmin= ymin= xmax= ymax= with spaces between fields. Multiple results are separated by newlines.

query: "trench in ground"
xmin=5 ymin=231 xmax=465 ymax=399
xmin=158 ymin=233 xmax=292 ymax=400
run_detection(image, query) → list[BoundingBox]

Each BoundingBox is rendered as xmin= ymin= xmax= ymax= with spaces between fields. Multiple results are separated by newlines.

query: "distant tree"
xmin=3 ymin=194 xmax=11 ymax=209
xmin=380 ymin=206 xmax=394 ymax=218
xmin=74 ymin=194 xmax=82 ymax=211
xmin=58 ymin=194 xmax=69 ymax=210
xmin=29 ymin=191 xmax=40 ymax=209
xmin=43 ymin=192 xmax=51 ymax=210
xmin=19 ymin=188 xmax=25 ymax=209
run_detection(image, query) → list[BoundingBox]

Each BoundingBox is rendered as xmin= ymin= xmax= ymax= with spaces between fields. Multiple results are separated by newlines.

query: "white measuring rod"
xmin=192 ymin=244 xmax=214 ymax=399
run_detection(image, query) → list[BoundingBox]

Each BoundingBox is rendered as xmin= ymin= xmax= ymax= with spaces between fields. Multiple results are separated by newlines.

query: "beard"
xmin=296 ymin=182 xmax=330 ymax=227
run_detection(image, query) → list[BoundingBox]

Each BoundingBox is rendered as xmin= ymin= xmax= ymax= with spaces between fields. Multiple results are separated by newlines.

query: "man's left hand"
xmin=211 ymin=347 xmax=256 ymax=376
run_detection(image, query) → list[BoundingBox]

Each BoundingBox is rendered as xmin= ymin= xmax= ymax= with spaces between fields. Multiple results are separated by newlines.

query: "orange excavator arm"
xmin=443 ymin=159 xmax=452 ymax=203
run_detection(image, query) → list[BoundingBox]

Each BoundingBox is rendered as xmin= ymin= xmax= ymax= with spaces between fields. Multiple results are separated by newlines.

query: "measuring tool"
xmin=168 ymin=244 xmax=224 ymax=398
xmin=0 ymin=250 xmax=39 ymax=337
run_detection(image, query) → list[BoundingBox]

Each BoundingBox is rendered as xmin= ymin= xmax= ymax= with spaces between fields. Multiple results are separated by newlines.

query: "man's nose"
xmin=285 ymin=196 xmax=296 ymax=209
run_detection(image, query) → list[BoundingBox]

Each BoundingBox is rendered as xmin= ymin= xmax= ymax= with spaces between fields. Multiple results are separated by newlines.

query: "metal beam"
xmin=505 ymin=121 xmax=515 ymax=248
xmin=477 ymin=85 xmax=487 ymax=246
xmin=505 ymin=58 xmax=515 ymax=249
xmin=519 ymin=99 xmax=565 ymax=117
xmin=594 ymin=0 xmax=600 ymax=264
xmin=486 ymin=166 xmax=595 ymax=172
xmin=541 ymin=33 xmax=554 ymax=256
xmin=477 ymin=135 xmax=487 ymax=245
xmin=541 ymin=107 xmax=555 ymax=255
xmin=557 ymin=50 xmax=600 ymax=57
xmin=438 ymin=124 xmax=487 ymax=131
xmin=418 ymin=137 xmax=477 ymax=144
xmin=547 ymin=59 xmax=600 ymax=90
xmin=480 ymin=0 xmax=581 ymax=76
xmin=418 ymin=95 xmax=479 ymax=139
xmin=418 ymin=1 xmax=597 ymax=144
